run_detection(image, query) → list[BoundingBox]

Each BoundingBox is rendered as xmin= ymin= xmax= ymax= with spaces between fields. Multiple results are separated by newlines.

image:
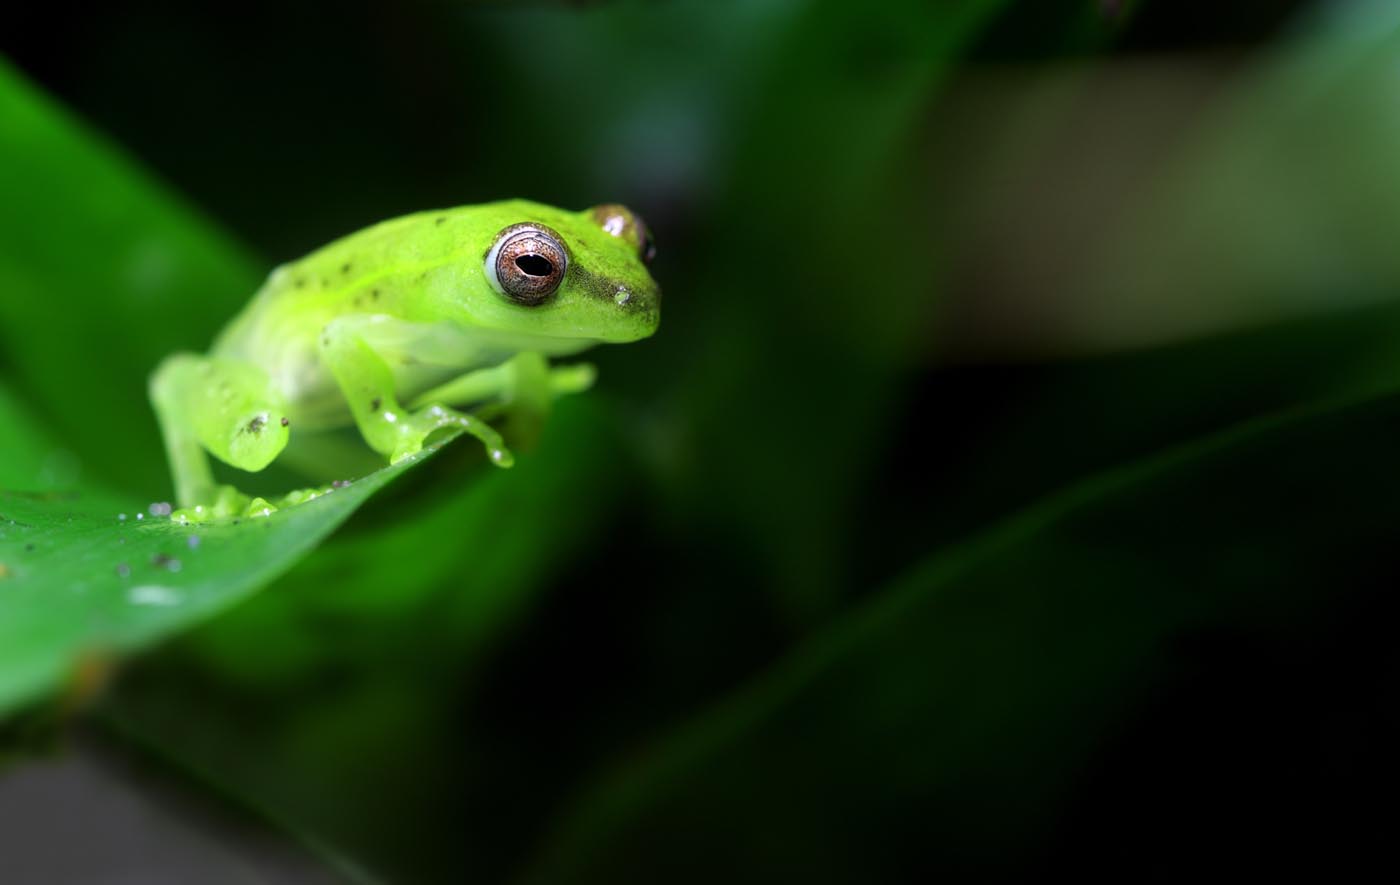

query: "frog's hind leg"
xmin=318 ymin=317 xmax=512 ymax=466
xmin=150 ymin=353 xmax=290 ymax=507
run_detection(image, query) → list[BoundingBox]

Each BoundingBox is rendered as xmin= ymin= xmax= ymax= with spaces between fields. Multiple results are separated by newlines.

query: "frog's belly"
xmin=222 ymin=313 xmax=594 ymax=431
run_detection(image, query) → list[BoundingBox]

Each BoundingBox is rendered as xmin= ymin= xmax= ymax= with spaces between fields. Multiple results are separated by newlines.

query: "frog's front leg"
xmin=318 ymin=317 xmax=513 ymax=466
xmin=150 ymin=353 xmax=291 ymax=508
xmin=408 ymin=353 xmax=596 ymax=435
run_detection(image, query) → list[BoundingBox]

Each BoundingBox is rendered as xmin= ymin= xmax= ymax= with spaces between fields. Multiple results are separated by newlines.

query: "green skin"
xmin=150 ymin=199 xmax=660 ymax=519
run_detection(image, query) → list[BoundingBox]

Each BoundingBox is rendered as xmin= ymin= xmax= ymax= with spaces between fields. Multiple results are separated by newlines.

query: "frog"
xmin=150 ymin=199 xmax=660 ymax=519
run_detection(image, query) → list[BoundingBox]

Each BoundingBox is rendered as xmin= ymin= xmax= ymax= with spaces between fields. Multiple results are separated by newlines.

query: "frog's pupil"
xmin=516 ymin=254 xmax=553 ymax=277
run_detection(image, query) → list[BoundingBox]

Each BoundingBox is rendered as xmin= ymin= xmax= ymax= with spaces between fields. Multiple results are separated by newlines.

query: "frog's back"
xmin=209 ymin=211 xmax=448 ymax=410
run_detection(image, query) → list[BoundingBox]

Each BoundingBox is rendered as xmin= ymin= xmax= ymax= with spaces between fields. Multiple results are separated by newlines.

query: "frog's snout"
xmin=603 ymin=281 xmax=661 ymax=342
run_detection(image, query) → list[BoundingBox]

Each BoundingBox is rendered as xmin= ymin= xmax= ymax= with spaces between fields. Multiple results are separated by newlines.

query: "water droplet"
xmin=117 ymin=513 xmax=127 ymax=521
xmin=614 ymin=286 xmax=632 ymax=306
xmin=136 ymin=513 xmax=144 ymax=521
xmin=128 ymin=584 xmax=180 ymax=607
xmin=187 ymin=535 xmax=201 ymax=549
xmin=148 ymin=502 xmax=173 ymax=517
xmin=115 ymin=563 xmax=130 ymax=578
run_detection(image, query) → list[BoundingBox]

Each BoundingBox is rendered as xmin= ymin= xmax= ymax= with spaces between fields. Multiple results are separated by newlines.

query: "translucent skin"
xmin=150 ymin=199 xmax=660 ymax=512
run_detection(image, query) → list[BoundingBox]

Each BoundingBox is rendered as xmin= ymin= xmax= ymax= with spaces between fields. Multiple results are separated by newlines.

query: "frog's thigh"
xmin=150 ymin=353 xmax=291 ymax=504
xmin=318 ymin=316 xmax=512 ymax=465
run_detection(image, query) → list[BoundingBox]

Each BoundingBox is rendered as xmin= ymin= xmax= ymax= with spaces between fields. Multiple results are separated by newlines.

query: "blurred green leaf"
xmin=0 ymin=384 xmax=73 ymax=491
xmin=523 ymin=387 xmax=1400 ymax=883
xmin=637 ymin=0 xmax=1015 ymax=628
xmin=0 ymin=56 xmax=259 ymax=496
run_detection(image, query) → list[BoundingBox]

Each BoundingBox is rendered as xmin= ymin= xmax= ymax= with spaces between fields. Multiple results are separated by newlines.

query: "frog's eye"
xmin=590 ymin=203 xmax=656 ymax=265
xmin=485 ymin=223 xmax=568 ymax=306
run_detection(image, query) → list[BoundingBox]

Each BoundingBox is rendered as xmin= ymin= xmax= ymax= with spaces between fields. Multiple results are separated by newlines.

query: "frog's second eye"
xmin=590 ymin=203 xmax=656 ymax=265
xmin=484 ymin=223 xmax=568 ymax=306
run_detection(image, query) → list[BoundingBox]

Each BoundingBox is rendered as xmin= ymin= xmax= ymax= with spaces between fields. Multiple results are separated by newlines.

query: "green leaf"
xmin=0 ymin=438 xmax=450 ymax=719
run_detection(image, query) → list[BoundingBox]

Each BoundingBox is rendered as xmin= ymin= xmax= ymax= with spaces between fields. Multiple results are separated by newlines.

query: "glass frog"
xmin=150 ymin=200 xmax=659 ymax=518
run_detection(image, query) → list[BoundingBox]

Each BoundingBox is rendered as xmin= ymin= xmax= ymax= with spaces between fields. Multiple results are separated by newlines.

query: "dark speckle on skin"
xmin=371 ymin=397 xmax=382 ymax=411
xmin=372 ymin=289 xmax=381 ymax=300
xmin=281 ymin=417 xmax=290 ymax=427
xmin=294 ymin=278 xmax=306 ymax=288
xmin=342 ymin=263 xmax=352 ymax=274
xmin=435 ymin=216 xmax=446 ymax=226
xmin=245 ymin=415 xmax=267 ymax=436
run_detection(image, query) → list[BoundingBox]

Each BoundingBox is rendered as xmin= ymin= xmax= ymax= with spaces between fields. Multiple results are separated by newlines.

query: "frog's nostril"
xmin=515 ymin=254 xmax=553 ymax=277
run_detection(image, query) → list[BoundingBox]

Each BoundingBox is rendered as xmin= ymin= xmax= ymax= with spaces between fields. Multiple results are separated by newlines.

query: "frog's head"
xmin=458 ymin=200 xmax=660 ymax=347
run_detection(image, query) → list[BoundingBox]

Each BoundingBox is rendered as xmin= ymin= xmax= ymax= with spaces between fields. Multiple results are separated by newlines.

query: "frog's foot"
xmin=169 ymin=482 xmax=356 ymax=524
xmin=388 ymin=404 xmax=514 ymax=467
xmin=169 ymin=485 xmax=279 ymax=524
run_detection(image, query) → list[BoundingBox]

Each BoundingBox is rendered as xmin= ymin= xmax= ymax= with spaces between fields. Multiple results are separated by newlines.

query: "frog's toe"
xmin=243 ymin=496 xmax=278 ymax=518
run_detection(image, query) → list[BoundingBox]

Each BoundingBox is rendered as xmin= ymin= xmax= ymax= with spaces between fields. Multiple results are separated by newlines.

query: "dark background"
xmin=2 ymin=1 xmax=1397 ymax=882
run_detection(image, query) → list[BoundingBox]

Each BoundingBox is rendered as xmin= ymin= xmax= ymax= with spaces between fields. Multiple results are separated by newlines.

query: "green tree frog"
xmin=150 ymin=200 xmax=660 ymax=517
